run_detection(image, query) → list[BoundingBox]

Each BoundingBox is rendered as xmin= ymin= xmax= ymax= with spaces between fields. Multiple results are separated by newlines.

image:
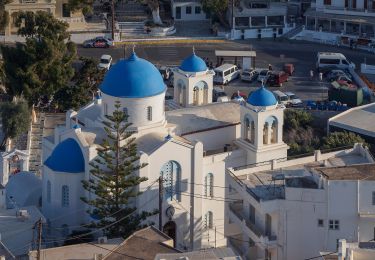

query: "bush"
xmin=322 ymin=131 xmax=367 ymax=150
xmin=284 ymin=109 xmax=313 ymax=131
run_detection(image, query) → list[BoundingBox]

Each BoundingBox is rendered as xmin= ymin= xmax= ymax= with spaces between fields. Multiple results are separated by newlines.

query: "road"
xmin=77 ymin=39 xmax=375 ymax=101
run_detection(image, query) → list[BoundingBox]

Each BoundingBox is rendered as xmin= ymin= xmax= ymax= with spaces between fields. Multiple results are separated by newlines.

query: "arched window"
xmin=160 ymin=161 xmax=181 ymax=201
xmin=244 ymin=115 xmax=254 ymax=143
xmin=205 ymin=173 xmax=213 ymax=198
xmin=271 ymin=119 xmax=278 ymax=144
xmin=61 ymin=185 xmax=69 ymax=207
xmin=265 ymin=116 xmax=278 ymax=144
xmin=147 ymin=106 xmax=152 ymax=121
xmin=123 ymin=107 xmax=128 ymax=122
xmin=47 ymin=180 xmax=51 ymax=203
xmin=205 ymin=211 xmax=213 ymax=229
xmin=194 ymin=81 xmax=208 ymax=105
xmin=193 ymin=87 xmax=199 ymax=106
xmin=104 ymin=103 xmax=108 ymax=115
xmin=263 ymin=123 xmax=269 ymax=145
xmin=177 ymin=80 xmax=186 ymax=106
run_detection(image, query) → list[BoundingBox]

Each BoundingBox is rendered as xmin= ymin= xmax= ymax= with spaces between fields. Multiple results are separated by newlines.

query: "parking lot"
xmin=77 ymin=39 xmax=375 ymax=103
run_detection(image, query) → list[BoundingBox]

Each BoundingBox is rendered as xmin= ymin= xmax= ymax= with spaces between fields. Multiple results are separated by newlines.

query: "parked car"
xmin=284 ymin=92 xmax=303 ymax=107
xmin=257 ymin=69 xmax=272 ymax=83
xmin=213 ymin=87 xmax=229 ymax=102
xmin=267 ymin=71 xmax=289 ymax=87
xmin=316 ymin=52 xmax=355 ymax=71
xmin=283 ymin=63 xmax=295 ymax=76
xmin=272 ymin=90 xmax=289 ymax=105
xmin=213 ymin=64 xmax=240 ymax=85
xmin=240 ymin=69 xmax=259 ymax=82
xmin=83 ymin=37 xmax=114 ymax=48
xmin=97 ymin=54 xmax=112 ymax=70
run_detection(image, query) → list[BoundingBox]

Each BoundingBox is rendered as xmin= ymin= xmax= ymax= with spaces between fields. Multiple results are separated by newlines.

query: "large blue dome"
xmin=100 ymin=52 xmax=166 ymax=98
xmin=247 ymin=86 xmax=277 ymax=107
xmin=180 ymin=53 xmax=207 ymax=72
xmin=45 ymin=138 xmax=85 ymax=173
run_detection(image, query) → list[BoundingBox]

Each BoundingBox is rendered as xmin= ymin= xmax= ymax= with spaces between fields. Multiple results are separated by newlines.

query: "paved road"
xmin=77 ymin=39 xmax=375 ymax=101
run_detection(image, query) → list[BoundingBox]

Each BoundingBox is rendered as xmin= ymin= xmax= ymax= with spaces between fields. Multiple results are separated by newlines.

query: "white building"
xmin=229 ymin=0 xmax=294 ymax=40
xmin=226 ymin=144 xmax=375 ymax=260
xmin=41 ymin=49 xmax=375 ymax=259
xmin=170 ymin=0 xmax=208 ymax=21
xmin=301 ymin=0 xmax=375 ymax=43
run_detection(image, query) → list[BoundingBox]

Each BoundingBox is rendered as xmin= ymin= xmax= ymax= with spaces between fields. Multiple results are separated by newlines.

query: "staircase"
xmin=28 ymin=113 xmax=45 ymax=176
xmin=118 ymin=21 xmax=146 ymax=36
xmin=282 ymin=25 xmax=303 ymax=39
xmin=165 ymin=100 xmax=182 ymax=111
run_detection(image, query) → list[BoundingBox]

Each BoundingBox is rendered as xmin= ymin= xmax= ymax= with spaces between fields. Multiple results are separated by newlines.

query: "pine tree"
xmin=81 ymin=101 xmax=156 ymax=238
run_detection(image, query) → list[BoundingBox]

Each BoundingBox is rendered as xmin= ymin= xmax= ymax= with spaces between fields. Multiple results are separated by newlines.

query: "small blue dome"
xmin=180 ymin=53 xmax=207 ymax=72
xmin=45 ymin=138 xmax=85 ymax=173
xmin=100 ymin=52 xmax=166 ymax=98
xmin=247 ymin=86 xmax=277 ymax=106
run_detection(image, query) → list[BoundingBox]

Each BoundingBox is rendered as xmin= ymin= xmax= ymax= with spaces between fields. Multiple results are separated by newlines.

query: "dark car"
xmin=83 ymin=37 xmax=114 ymax=48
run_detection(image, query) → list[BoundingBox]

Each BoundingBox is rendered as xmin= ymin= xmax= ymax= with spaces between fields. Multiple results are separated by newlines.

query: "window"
xmin=324 ymin=0 xmax=331 ymax=5
xmin=329 ymin=220 xmax=339 ymax=230
xmin=186 ymin=6 xmax=192 ymax=14
xmin=320 ymin=58 xmax=340 ymax=65
xmin=104 ymin=103 xmax=108 ymax=115
xmin=249 ymin=204 xmax=255 ymax=224
xmin=62 ymin=3 xmax=71 ymax=18
xmin=372 ymin=191 xmax=375 ymax=205
xmin=61 ymin=185 xmax=69 ymax=207
xmin=47 ymin=180 xmax=51 ymax=203
xmin=205 ymin=211 xmax=213 ymax=229
xmin=147 ymin=106 xmax=152 ymax=121
xmin=160 ymin=161 xmax=181 ymax=201
xmin=318 ymin=219 xmax=324 ymax=227
xmin=195 ymin=6 xmax=201 ymax=14
xmin=123 ymin=107 xmax=128 ymax=122
xmin=205 ymin=173 xmax=213 ymax=198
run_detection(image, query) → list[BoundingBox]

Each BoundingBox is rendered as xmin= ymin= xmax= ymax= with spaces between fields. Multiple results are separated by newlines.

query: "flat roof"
xmin=329 ymin=103 xmax=375 ymax=138
xmin=166 ymin=102 xmax=240 ymax=136
xmin=305 ymin=8 xmax=375 ymax=24
xmin=215 ymin=50 xmax=256 ymax=57
xmin=317 ymin=164 xmax=375 ymax=181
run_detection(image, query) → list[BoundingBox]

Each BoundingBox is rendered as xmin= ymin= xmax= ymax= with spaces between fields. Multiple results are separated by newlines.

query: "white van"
xmin=316 ymin=52 xmax=356 ymax=71
xmin=213 ymin=64 xmax=240 ymax=85
xmin=272 ymin=90 xmax=289 ymax=105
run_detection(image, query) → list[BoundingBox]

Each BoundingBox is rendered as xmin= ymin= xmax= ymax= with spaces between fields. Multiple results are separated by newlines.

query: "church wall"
xmin=183 ymin=124 xmax=240 ymax=152
xmin=101 ymin=92 xmax=165 ymax=129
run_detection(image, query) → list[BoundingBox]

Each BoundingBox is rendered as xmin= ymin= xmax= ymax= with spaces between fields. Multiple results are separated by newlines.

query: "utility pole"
xmin=36 ymin=217 xmax=43 ymax=260
xmin=214 ymin=226 xmax=217 ymax=248
xmin=111 ymin=0 xmax=115 ymax=40
xmin=159 ymin=176 xmax=163 ymax=231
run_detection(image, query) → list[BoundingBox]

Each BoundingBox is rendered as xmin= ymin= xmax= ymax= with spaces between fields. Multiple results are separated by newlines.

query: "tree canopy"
xmin=0 ymin=100 xmax=30 ymax=150
xmin=322 ymin=131 xmax=367 ymax=150
xmin=201 ymin=0 xmax=229 ymax=25
xmin=54 ymin=57 xmax=105 ymax=111
xmin=0 ymin=0 xmax=11 ymax=32
xmin=0 ymin=11 xmax=76 ymax=107
xmin=68 ymin=0 xmax=94 ymax=16
xmin=81 ymin=101 xmax=156 ymax=238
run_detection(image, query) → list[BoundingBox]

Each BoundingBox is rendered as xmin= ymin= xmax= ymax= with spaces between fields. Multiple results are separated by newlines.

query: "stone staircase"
xmin=117 ymin=21 xmax=146 ymax=36
xmin=165 ymin=100 xmax=182 ymax=111
xmin=28 ymin=113 xmax=46 ymax=176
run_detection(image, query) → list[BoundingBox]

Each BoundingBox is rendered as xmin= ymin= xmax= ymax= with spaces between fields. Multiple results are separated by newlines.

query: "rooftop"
xmin=329 ymin=102 xmax=375 ymax=138
xmin=155 ymin=247 xmax=240 ymax=260
xmin=317 ymin=164 xmax=375 ymax=181
xmin=166 ymin=102 xmax=240 ymax=136
xmin=0 ymin=206 xmax=44 ymax=257
xmin=103 ymin=226 xmax=179 ymax=260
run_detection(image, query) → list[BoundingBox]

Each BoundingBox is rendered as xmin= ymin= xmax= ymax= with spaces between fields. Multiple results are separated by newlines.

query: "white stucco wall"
xmin=172 ymin=2 xmax=207 ymax=21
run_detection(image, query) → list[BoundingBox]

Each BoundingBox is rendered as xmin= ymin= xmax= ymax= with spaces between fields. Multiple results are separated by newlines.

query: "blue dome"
xmin=180 ymin=53 xmax=207 ymax=72
xmin=247 ymin=86 xmax=277 ymax=106
xmin=45 ymin=138 xmax=85 ymax=173
xmin=100 ymin=52 xmax=166 ymax=98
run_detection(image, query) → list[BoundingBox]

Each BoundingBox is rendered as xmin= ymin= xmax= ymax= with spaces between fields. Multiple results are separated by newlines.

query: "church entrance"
xmin=163 ymin=221 xmax=176 ymax=247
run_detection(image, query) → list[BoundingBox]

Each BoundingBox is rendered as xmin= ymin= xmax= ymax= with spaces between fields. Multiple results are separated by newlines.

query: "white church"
xmin=37 ymin=50 xmax=375 ymax=260
xmin=41 ymin=50 xmax=287 ymax=250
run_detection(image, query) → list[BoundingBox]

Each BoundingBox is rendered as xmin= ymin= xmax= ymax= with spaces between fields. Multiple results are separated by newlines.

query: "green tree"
xmin=0 ymin=11 xmax=76 ymax=106
xmin=0 ymin=101 xmax=30 ymax=150
xmin=201 ymin=0 xmax=229 ymax=26
xmin=81 ymin=101 xmax=156 ymax=238
xmin=322 ymin=131 xmax=367 ymax=150
xmin=0 ymin=0 xmax=11 ymax=32
xmin=68 ymin=0 xmax=94 ymax=16
xmin=284 ymin=109 xmax=313 ymax=131
xmin=54 ymin=57 xmax=105 ymax=111
xmin=139 ymin=0 xmax=163 ymax=25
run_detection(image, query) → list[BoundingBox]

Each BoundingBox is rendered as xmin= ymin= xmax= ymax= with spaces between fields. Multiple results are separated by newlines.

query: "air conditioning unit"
xmin=98 ymin=236 xmax=108 ymax=244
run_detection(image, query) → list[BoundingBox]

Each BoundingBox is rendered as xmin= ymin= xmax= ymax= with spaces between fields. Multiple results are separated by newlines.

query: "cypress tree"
xmin=81 ymin=101 xmax=156 ymax=238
